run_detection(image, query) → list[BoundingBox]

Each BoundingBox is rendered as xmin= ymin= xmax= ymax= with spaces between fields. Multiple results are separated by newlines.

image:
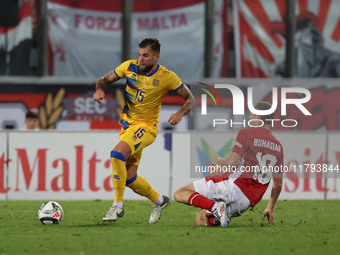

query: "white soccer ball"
xmin=38 ymin=201 xmax=64 ymax=225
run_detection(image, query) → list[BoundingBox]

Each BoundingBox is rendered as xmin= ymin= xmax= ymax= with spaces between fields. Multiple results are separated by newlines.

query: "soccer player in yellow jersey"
xmin=93 ymin=38 xmax=195 ymax=223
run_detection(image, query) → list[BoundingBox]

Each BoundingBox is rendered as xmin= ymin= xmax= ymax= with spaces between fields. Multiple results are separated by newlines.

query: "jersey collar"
xmin=142 ymin=64 xmax=159 ymax=77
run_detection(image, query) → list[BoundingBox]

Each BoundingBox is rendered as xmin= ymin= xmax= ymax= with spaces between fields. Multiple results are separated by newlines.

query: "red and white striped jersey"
xmin=231 ymin=127 xmax=284 ymax=206
xmin=204 ymin=127 xmax=284 ymax=206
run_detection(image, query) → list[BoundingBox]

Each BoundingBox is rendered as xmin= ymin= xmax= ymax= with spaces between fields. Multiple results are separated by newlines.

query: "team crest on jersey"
xmin=152 ymin=79 xmax=160 ymax=87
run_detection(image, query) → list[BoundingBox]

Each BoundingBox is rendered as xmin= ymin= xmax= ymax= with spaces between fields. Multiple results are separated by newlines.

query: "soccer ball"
xmin=38 ymin=201 xmax=64 ymax=225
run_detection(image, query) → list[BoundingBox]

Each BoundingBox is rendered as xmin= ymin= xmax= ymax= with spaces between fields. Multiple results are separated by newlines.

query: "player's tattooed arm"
xmin=176 ymin=85 xmax=196 ymax=116
xmin=168 ymin=84 xmax=195 ymax=125
xmin=95 ymin=70 xmax=120 ymax=91
xmin=94 ymin=70 xmax=120 ymax=104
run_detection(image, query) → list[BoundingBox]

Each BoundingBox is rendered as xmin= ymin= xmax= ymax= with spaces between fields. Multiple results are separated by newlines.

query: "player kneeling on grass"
xmin=174 ymin=101 xmax=284 ymax=227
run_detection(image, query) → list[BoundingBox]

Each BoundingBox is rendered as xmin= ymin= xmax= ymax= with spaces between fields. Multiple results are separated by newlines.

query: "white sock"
xmin=113 ymin=201 xmax=123 ymax=208
xmin=154 ymin=194 xmax=164 ymax=205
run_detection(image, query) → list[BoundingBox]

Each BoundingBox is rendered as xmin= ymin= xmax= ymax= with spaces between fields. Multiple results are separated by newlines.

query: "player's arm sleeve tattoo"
xmin=176 ymin=84 xmax=196 ymax=116
xmin=95 ymin=70 xmax=120 ymax=91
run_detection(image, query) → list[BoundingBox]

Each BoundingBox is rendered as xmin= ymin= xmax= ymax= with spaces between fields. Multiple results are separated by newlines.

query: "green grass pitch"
xmin=0 ymin=200 xmax=339 ymax=255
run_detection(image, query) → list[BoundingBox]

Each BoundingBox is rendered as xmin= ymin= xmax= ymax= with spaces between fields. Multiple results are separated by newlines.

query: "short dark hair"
xmin=139 ymin=38 xmax=161 ymax=53
xmin=254 ymin=101 xmax=275 ymax=125
xmin=26 ymin=111 xmax=39 ymax=119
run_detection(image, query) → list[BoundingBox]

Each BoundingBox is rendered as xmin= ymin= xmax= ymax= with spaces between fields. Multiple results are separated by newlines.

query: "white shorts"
xmin=193 ymin=178 xmax=251 ymax=218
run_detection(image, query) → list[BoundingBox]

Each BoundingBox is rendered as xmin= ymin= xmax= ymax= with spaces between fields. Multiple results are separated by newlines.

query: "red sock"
xmin=188 ymin=192 xmax=215 ymax=211
xmin=206 ymin=215 xmax=220 ymax=226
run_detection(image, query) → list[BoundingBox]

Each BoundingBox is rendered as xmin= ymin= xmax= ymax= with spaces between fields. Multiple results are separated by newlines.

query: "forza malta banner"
xmin=233 ymin=0 xmax=340 ymax=78
xmin=48 ymin=0 xmax=228 ymax=78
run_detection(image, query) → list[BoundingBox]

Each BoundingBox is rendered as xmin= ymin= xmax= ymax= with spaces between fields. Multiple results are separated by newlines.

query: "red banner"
xmin=0 ymin=0 xmax=32 ymax=75
xmin=234 ymin=0 xmax=340 ymax=78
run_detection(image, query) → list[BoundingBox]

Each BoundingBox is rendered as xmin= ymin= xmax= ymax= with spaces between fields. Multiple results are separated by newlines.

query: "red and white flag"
xmin=233 ymin=0 xmax=340 ymax=77
xmin=0 ymin=0 xmax=32 ymax=75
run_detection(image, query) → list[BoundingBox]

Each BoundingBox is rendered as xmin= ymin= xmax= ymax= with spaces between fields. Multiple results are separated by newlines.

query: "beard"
xmin=140 ymin=64 xmax=154 ymax=73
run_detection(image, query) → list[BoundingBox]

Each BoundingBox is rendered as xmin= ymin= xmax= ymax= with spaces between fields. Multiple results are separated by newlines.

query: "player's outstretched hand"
xmin=262 ymin=208 xmax=274 ymax=225
xmin=93 ymin=89 xmax=105 ymax=104
xmin=168 ymin=112 xmax=183 ymax=125
xmin=211 ymin=156 xmax=221 ymax=166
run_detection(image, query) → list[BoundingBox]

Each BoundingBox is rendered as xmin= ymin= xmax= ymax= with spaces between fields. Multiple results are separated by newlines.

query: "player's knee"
xmin=112 ymin=141 xmax=131 ymax=158
xmin=173 ymin=189 xmax=183 ymax=203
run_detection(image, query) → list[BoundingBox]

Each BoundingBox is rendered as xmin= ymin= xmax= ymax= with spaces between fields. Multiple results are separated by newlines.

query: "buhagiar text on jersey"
xmin=253 ymin=139 xmax=281 ymax=152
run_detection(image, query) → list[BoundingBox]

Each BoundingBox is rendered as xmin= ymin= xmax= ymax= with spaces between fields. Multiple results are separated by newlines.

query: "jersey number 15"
xmin=135 ymin=90 xmax=145 ymax=102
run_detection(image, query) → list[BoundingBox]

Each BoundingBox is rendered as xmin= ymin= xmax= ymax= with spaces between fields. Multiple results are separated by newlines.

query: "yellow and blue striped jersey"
xmin=114 ymin=60 xmax=183 ymax=126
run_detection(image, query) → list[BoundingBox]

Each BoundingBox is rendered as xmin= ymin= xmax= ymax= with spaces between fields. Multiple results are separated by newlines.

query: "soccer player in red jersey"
xmin=174 ymin=101 xmax=284 ymax=227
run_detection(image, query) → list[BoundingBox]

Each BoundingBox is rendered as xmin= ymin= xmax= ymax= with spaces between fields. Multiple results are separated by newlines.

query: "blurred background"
xmin=0 ymin=0 xmax=340 ymax=200
xmin=0 ymin=0 xmax=339 ymax=131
